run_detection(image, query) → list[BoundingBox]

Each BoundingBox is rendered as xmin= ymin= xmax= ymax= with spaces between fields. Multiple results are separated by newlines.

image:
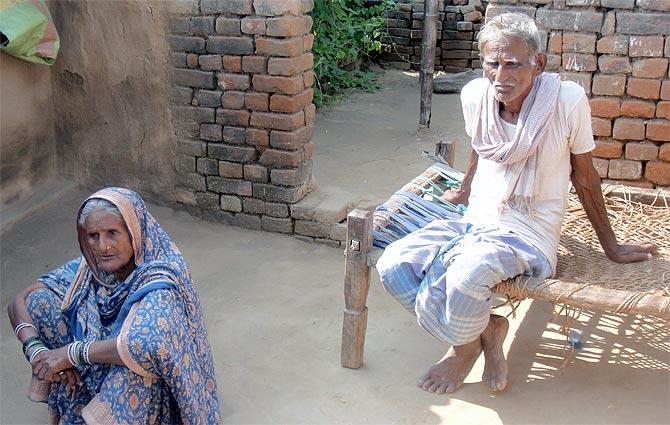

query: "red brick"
xmin=592 ymin=74 xmax=626 ymax=96
xmin=627 ymin=78 xmax=661 ymax=100
xmin=186 ymin=53 xmax=199 ymax=68
xmin=659 ymin=144 xmax=670 ymax=161
xmin=593 ymin=139 xmax=623 ymax=158
xmin=303 ymin=34 xmax=314 ymax=51
xmin=303 ymin=70 xmax=314 ymax=88
xmin=647 ymin=120 xmax=670 ymax=141
xmin=592 ymin=157 xmax=609 ymax=178
xmin=243 ymin=164 xmax=268 ymax=183
xmin=259 ymin=149 xmax=302 ymax=168
xmin=657 ymin=101 xmax=670 ymax=119
xmin=548 ymin=31 xmax=562 ymax=54
xmin=215 ymin=17 xmax=242 ymax=36
xmin=304 ymin=103 xmax=316 ymax=125
xmin=270 ymin=126 xmax=313 ymax=150
xmin=270 ymin=162 xmax=312 ymax=187
xmin=269 ymin=88 xmax=313 ymax=113
xmin=591 ymin=117 xmax=612 ymax=137
xmin=596 ymin=35 xmax=628 ymax=55
xmin=250 ymin=111 xmax=305 ymax=131
xmin=546 ymin=54 xmax=561 ymax=71
xmin=199 ymin=54 xmax=222 ymax=71
xmin=620 ymin=100 xmax=656 ymax=118
xmin=216 ymin=108 xmax=250 ymax=126
xmin=256 ymin=37 xmax=304 ymax=57
xmin=246 ymin=128 xmax=270 ymax=147
xmin=603 ymin=179 xmax=654 ymax=188
xmin=625 ymin=142 xmax=659 ymax=161
xmin=218 ymin=73 xmax=251 ymax=90
xmin=628 ymin=36 xmax=664 ymax=57
xmin=632 ymin=58 xmax=669 ymax=79
xmin=613 ymin=118 xmax=646 ymax=140
xmin=253 ymin=74 xmax=304 ymax=95
xmin=562 ymin=32 xmax=596 ymax=53
xmin=598 ymin=55 xmax=632 ymax=74
xmin=222 ymin=126 xmax=246 ymax=144
xmin=662 ymin=80 xmax=670 ymax=100
xmin=608 ymin=159 xmax=642 ymax=180
xmin=221 ymin=91 xmax=245 ymax=109
xmin=205 ymin=0 xmax=252 ymax=15
xmin=241 ymin=56 xmax=267 ymax=74
xmin=245 ymin=92 xmax=270 ymax=111
xmin=559 ymin=72 xmax=591 ymax=95
xmin=645 ymin=161 xmax=670 ymax=185
xmin=267 ymin=53 xmax=313 ymax=76
xmin=563 ymin=53 xmax=597 ymax=72
xmin=200 ymin=123 xmax=222 ymax=141
xmin=303 ymin=142 xmax=315 ymax=161
xmin=589 ymin=97 xmax=620 ymax=118
xmin=266 ymin=16 xmax=312 ymax=37
xmin=218 ymin=161 xmax=244 ymax=178
xmin=241 ymin=17 xmax=266 ymax=35
xmin=637 ymin=0 xmax=670 ymax=12
xmin=254 ymin=0 xmax=302 ymax=16
xmin=222 ymin=55 xmax=242 ymax=72
xmin=207 ymin=37 xmax=253 ymax=55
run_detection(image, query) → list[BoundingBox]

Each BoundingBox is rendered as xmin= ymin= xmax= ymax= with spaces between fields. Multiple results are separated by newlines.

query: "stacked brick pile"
xmin=486 ymin=0 xmax=669 ymax=188
xmin=382 ymin=0 xmax=487 ymax=73
xmin=168 ymin=0 xmax=316 ymax=231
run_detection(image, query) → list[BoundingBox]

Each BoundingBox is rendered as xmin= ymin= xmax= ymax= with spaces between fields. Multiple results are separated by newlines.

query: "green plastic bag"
xmin=0 ymin=0 xmax=59 ymax=65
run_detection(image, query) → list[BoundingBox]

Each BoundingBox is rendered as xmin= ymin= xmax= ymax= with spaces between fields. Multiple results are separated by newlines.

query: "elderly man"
xmin=376 ymin=13 xmax=655 ymax=395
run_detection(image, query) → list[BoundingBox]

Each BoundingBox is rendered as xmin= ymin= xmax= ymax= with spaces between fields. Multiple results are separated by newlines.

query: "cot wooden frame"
xmin=340 ymin=170 xmax=670 ymax=370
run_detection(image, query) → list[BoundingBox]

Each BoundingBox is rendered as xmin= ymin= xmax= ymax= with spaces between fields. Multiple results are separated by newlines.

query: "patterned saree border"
xmin=117 ymin=302 xmax=158 ymax=379
xmin=81 ymin=396 xmax=120 ymax=425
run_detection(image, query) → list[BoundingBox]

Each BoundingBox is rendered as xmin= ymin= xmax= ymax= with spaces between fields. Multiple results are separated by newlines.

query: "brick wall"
xmin=168 ymin=0 xmax=316 ymax=231
xmin=385 ymin=0 xmax=669 ymax=188
xmin=488 ymin=1 xmax=669 ymax=187
xmin=382 ymin=0 xmax=488 ymax=73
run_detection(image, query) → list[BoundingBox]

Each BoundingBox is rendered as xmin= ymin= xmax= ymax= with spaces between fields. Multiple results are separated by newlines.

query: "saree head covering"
xmin=470 ymin=72 xmax=561 ymax=217
xmin=34 ymin=187 xmax=220 ymax=423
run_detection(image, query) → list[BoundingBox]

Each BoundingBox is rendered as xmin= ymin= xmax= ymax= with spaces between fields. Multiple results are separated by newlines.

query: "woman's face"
xmin=83 ymin=211 xmax=135 ymax=280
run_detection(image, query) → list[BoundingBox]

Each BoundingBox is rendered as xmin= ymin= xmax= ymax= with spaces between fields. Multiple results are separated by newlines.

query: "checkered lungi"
xmin=376 ymin=218 xmax=552 ymax=346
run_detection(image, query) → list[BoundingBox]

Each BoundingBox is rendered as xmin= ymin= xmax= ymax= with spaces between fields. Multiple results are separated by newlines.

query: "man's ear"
xmin=536 ymin=53 xmax=547 ymax=73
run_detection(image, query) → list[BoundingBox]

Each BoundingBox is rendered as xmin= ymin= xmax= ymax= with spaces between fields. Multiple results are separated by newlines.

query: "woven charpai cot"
xmin=371 ymin=165 xmax=670 ymax=319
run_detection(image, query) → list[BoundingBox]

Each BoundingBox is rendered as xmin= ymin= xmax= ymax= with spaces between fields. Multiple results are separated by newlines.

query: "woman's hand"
xmin=31 ymin=346 xmax=72 ymax=382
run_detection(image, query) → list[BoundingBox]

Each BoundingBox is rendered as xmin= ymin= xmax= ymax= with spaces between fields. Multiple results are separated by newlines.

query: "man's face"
xmin=481 ymin=36 xmax=543 ymax=105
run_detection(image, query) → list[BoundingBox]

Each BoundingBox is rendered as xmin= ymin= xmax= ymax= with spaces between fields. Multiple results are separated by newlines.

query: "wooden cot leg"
xmin=341 ymin=209 xmax=373 ymax=369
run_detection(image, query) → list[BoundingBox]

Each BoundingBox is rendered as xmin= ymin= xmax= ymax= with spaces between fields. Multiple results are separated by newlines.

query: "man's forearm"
xmin=450 ymin=149 xmax=478 ymax=204
xmin=570 ymin=154 xmax=619 ymax=256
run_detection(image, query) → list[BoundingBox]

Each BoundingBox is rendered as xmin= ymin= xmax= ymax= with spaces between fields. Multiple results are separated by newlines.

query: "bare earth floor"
xmin=1 ymin=71 xmax=669 ymax=424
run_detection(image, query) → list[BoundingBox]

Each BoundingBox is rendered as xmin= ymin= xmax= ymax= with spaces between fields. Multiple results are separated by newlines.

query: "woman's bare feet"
xmin=481 ymin=314 xmax=509 ymax=392
xmin=417 ymin=337 xmax=482 ymax=394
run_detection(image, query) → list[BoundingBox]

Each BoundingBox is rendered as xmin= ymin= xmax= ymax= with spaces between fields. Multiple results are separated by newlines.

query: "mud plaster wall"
xmin=48 ymin=0 xmax=178 ymax=203
xmin=0 ymin=54 xmax=57 ymax=206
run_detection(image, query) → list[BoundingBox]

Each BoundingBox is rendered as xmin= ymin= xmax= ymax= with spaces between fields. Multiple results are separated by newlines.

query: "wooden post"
xmin=418 ymin=0 xmax=439 ymax=128
xmin=341 ymin=209 xmax=373 ymax=369
xmin=435 ymin=141 xmax=456 ymax=167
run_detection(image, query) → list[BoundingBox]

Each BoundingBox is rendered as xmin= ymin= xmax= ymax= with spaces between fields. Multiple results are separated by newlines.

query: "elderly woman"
xmin=8 ymin=187 xmax=220 ymax=424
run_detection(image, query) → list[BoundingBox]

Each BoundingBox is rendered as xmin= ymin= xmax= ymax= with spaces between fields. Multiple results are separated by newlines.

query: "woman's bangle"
xmin=28 ymin=346 xmax=48 ymax=363
xmin=22 ymin=337 xmax=43 ymax=357
xmin=14 ymin=322 xmax=38 ymax=337
xmin=82 ymin=341 xmax=94 ymax=365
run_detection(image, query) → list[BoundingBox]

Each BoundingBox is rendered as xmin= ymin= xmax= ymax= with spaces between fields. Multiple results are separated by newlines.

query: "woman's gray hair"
xmin=78 ymin=198 xmax=123 ymax=226
xmin=478 ymin=13 xmax=544 ymax=58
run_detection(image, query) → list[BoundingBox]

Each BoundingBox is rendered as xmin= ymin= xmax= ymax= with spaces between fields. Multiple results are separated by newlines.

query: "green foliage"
xmin=311 ymin=0 xmax=394 ymax=107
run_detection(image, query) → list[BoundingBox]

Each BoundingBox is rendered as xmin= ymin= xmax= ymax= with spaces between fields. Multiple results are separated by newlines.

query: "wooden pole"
xmin=419 ymin=0 xmax=439 ymax=128
xmin=341 ymin=209 xmax=373 ymax=369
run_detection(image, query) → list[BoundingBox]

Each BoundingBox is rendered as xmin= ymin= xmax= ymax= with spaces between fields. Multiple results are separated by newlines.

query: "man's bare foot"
xmin=481 ymin=314 xmax=509 ymax=392
xmin=417 ymin=337 xmax=482 ymax=394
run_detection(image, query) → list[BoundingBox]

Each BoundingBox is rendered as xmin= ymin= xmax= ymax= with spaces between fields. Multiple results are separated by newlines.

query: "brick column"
xmin=169 ymin=0 xmax=315 ymax=231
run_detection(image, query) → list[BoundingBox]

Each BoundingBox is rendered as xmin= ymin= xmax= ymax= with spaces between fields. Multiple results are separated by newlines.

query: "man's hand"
xmin=606 ymin=242 xmax=657 ymax=263
xmin=441 ymin=188 xmax=469 ymax=206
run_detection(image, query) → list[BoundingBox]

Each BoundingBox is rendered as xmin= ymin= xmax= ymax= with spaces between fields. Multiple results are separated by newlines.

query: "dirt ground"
xmin=1 ymin=71 xmax=668 ymax=424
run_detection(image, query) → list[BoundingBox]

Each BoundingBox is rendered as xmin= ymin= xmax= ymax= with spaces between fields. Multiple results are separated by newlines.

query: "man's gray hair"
xmin=78 ymin=198 xmax=123 ymax=227
xmin=478 ymin=13 xmax=544 ymax=57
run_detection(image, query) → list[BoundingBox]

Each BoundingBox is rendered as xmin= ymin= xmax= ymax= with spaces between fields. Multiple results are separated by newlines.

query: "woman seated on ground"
xmin=7 ymin=187 xmax=220 ymax=424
